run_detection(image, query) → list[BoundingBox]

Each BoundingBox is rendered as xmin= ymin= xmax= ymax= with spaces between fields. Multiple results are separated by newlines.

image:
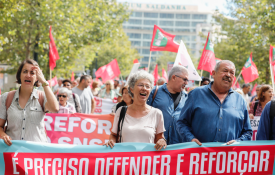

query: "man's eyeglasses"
xmin=58 ymin=95 xmax=67 ymax=98
xmin=175 ymin=75 xmax=189 ymax=82
xmin=137 ymin=84 xmax=151 ymax=90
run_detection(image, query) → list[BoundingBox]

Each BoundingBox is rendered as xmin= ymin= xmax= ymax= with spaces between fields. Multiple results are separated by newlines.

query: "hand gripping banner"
xmin=1 ymin=140 xmax=275 ymax=175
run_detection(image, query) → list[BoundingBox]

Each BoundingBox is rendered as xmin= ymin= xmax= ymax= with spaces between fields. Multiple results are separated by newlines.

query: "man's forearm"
xmin=91 ymin=98 xmax=95 ymax=113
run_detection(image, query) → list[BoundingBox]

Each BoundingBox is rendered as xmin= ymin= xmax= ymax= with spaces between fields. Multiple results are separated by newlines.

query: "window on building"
xmin=130 ymin=12 xmax=143 ymax=17
xmin=191 ymin=51 xmax=196 ymax=55
xmin=191 ymin=36 xmax=196 ymax=41
xmin=159 ymin=21 xmax=174 ymax=26
xmin=143 ymin=20 xmax=158 ymax=25
xmin=143 ymin=34 xmax=153 ymax=40
xmin=143 ymin=41 xmax=151 ymax=47
xmin=127 ymin=33 xmax=141 ymax=39
xmin=191 ymin=22 xmax=204 ymax=27
xmin=191 ymin=43 xmax=196 ymax=49
xmin=192 ymin=14 xmax=207 ymax=20
xmin=160 ymin=13 xmax=174 ymax=18
xmin=131 ymin=41 xmax=141 ymax=46
xmin=142 ymin=49 xmax=150 ymax=54
xmin=175 ymin=29 xmax=190 ymax=32
xmin=161 ymin=28 xmax=174 ymax=32
xmin=128 ymin=19 xmax=142 ymax=25
xmin=127 ymin=26 xmax=142 ymax=29
xmin=143 ymin=27 xmax=154 ymax=30
xmin=144 ymin=12 xmax=158 ymax=18
xmin=175 ymin=21 xmax=190 ymax=27
xmin=176 ymin=14 xmax=190 ymax=19
xmin=174 ymin=35 xmax=190 ymax=42
xmin=136 ymin=48 xmax=141 ymax=53
xmin=142 ymin=57 xmax=149 ymax=62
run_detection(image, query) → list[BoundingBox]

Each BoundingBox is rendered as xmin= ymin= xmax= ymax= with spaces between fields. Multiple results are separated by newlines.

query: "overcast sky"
xmin=117 ymin=0 xmax=229 ymax=12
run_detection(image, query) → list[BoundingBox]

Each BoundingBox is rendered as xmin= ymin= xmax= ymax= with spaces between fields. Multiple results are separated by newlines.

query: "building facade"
xmin=122 ymin=3 xmax=215 ymax=68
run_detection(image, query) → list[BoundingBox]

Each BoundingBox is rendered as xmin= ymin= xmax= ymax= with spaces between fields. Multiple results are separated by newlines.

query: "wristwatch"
xmin=42 ymin=81 xmax=49 ymax=87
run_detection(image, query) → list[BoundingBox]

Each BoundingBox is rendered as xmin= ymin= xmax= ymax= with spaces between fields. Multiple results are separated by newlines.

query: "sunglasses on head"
xmin=58 ymin=95 xmax=67 ymax=98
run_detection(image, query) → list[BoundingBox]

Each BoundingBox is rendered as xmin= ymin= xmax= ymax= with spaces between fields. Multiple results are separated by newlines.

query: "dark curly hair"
xmin=16 ymin=59 xmax=40 ymax=87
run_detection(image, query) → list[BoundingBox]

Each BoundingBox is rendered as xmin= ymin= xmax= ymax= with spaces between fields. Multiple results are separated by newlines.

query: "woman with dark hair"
xmin=249 ymin=85 xmax=273 ymax=119
xmin=0 ymin=59 xmax=59 ymax=146
xmin=113 ymin=85 xmax=133 ymax=112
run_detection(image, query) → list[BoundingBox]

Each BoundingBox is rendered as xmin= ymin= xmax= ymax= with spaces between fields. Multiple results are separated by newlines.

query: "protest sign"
xmin=250 ymin=116 xmax=260 ymax=140
xmin=1 ymin=140 xmax=275 ymax=175
xmin=45 ymin=113 xmax=114 ymax=145
xmin=94 ymin=97 xmax=117 ymax=114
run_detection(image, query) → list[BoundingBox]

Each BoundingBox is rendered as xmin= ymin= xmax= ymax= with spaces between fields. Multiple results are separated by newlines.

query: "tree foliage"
xmin=213 ymin=0 xmax=275 ymax=84
xmin=0 ymin=0 xmax=131 ymax=79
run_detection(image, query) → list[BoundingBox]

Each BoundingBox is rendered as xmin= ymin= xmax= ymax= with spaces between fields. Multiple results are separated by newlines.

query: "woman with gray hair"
xmin=104 ymin=70 xmax=167 ymax=151
xmin=57 ymin=87 xmax=76 ymax=114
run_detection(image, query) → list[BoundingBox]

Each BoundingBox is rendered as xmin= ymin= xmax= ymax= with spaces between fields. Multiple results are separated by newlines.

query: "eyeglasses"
xmin=175 ymin=75 xmax=189 ymax=82
xmin=106 ymin=84 xmax=110 ymax=85
xmin=137 ymin=84 xmax=151 ymax=90
xmin=58 ymin=95 xmax=67 ymax=98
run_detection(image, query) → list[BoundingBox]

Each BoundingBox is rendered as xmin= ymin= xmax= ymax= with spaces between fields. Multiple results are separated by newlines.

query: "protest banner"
xmin=45 ymin=113 xmax=114 ymax=145
xmin=94 ymin=97 xmax=117 ymax=114
xmin=1 ymin=140 xmax=275 ymax=175
xmin=250 ymin=116 xmax=260 ymax=140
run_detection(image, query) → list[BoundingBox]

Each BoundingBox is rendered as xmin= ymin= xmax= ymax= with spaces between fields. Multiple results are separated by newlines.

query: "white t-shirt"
xmin=72 ymin=87 xmax=94 ymax=114
xmin=112 ymin=106 xmax=166 ymax=143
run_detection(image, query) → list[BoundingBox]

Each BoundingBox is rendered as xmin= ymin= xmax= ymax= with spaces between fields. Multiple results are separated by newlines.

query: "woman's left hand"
xmin=31 ymin=66 xmax=46 ymax=83
xmin=154 ymin=138 xmax=167 ymax=151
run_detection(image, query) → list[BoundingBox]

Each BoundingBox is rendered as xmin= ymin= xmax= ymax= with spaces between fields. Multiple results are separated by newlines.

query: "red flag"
xmin=95 ymin=65 xmax=107 ymax=78
xmin=152 ymin=64 xmax=160 ymax=85
xmin=71 ymin=72 xmax=75 ymax=81
xmin=198 ymin=32 xmax=216 ymax=74
xmin=47 ymin=76 xmax=58 ymax=87
xmin=241 ymin=52 xmax=259 ymax=83
xmin=162 ymin=68 xmax=168 ymax=82
xmin=269 ymin=45 xmax=275 ymax=82
xmin=150 ymin=25 xmax=179 ymax=53
xmin=133 ymin=59 xmax=139 ymax=64
xmin=251 ymin=83 xmax=257 ymax=96
xmin=49 ymin=26 xmax=60 ymax=70
xmin=236 ymin=82 xmax=240 ymax=88
xmin=232 ymin=77 xmax=240 ymax=89
xmin=100 ymin=59 xmax=121 ymax=83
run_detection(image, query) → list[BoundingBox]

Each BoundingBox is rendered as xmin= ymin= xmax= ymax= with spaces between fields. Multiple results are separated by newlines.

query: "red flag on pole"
xmin=71 ymin=72 xmax=75 ymax=81
xmin=49 ymin=26 xmax=60 ymax=70
xmin=152 ymin=64 xmax=160 ymax=85
xmin=95 ymin=65 xmax=107 ymax=78
xmin=162 ymin=68 xmax=168 ymax=82
xmin=269 ymin=45 xmax=275 ymax=85
xmin=150 ymin=25 xmax=179 ymax=53
xmin=241 ymin=52 xmax=259 ymax=83
xmin=47 ymin=76 xmax=58 ymax=87
xmin=197 ymin=32 xmax=216 ymax=74
xmin=133 ymin=59 xmax=139 ymax=64
xmin=100 ymin=59 xmax=121 ymax=83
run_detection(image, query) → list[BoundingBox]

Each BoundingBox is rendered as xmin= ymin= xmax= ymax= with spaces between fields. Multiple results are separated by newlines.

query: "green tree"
xmin=213 ymin=0 xmax=275 ymax=84
xmin=0 ymin=0 xmax=129 ymax=79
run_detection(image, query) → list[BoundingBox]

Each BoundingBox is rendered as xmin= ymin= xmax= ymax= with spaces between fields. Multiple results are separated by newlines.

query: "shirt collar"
xmin=207 ymin=81 xmax=234 ymax=94
xmin=162 ymin=83 xmax=187 ymax=96
xmin=15 ymin=87 xmax=39 ymax=101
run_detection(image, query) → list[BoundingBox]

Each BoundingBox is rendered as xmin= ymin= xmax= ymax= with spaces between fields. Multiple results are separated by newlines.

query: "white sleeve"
xmin=0 ymin=93 xmax=8 ymax=120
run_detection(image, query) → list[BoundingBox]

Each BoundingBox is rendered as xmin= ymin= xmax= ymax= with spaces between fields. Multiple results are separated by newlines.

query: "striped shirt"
xmin=0 ymin=88 xmax=47 ymax=142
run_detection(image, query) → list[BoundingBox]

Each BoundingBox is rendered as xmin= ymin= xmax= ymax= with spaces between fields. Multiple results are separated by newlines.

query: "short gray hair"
xmin=214 ymin=60 xmax=235 ymax=72
xmin=168 ymin=65 xmax=188 ymax=81
xmin=242 ymin=83 xmax=251 ymax=88
xmin=256 ymin=85 xmax=262 ymax=89
xmin=157 ymin=77 xmax=166 ymax=85
xmin=58 ymin=87 xmax=72 ymax=97
xmin=128 ymin=70 xmax=154 ymax=98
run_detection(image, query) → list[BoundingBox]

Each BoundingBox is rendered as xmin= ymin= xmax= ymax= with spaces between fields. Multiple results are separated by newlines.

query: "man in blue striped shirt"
xmin=177 ymin=60 xmax=252 ymax=145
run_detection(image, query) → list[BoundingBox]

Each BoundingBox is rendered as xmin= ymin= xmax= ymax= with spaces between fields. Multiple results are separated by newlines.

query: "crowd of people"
xmin=0 ymin=59 xmax=275 ymax=151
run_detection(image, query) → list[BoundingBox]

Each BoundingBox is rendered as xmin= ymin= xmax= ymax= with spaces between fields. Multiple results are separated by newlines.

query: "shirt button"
xmin=23 ymin=128 xmax=24 ymax=130
xmin=170 ymin=126 xmax=171 ymax=127
xmin=22 ymin=138 xmax=23 ymax=140
xmin=23 ymin=118 xmax=25 ymax=120
xmin=219 ymin=129 xmax=221 ymax=131
xmin=220 ymin=117 xmax=222 ymax=119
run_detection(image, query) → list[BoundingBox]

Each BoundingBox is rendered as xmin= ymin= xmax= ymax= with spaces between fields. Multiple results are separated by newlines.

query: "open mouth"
xmin=25 ymin=80 xmax=31 ymax=83
xmin=140 ymin=93 xmax=147 ymax=96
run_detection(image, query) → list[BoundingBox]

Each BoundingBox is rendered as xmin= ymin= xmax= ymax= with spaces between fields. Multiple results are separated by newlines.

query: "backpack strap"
xmin=151 ymin=85 xmax=159 ymax=106
xmin=116 ymin=106 xmax=127 ymax=143
xmin=37 ymin=91 xmax=44 ymax=112
xmin=253 ymin=101 xmax=259 ymax=116
xmin=269 ymin=99 xmax=275 ymax=140
xmin=5 ymin=90 xmax=17 ymax=111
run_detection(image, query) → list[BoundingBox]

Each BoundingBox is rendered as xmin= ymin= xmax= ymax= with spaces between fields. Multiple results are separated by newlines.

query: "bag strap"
xmin=5 ymin=90 xmax=17 ymax=111
xmin=174 ymin=91 xmax=182 ymax=109
xmin=116 ymin=106 xmax=127 ymax=143
xmin=253 ymin=101 xmax=259 ymax=116
xmin=151 ymin=85 xmax=159 ymax=105
xmin=269 ymin=99 xmax=275 ymax=140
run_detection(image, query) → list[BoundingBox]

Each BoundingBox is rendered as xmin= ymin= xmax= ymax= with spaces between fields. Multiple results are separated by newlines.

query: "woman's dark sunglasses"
xmin=58 ymin=95 xmax=67 ymax=98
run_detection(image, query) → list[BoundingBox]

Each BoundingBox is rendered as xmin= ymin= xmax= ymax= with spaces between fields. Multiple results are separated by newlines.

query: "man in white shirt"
xmin=242 ymin=83 xmax=251 ymax=108
xmin=53 ymin=78 xmax=63 ymax=94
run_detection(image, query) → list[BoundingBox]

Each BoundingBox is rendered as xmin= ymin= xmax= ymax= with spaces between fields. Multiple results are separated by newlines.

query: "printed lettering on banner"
xmin=1 ymin=141 xmax=275 ymax=175
xmin=250 ymin=116 xmax=260 ymax=140
xmin=94 ymin=97 xmax=116 ymax=114
xmin=44 ymin=113 xmax=114 ymax=145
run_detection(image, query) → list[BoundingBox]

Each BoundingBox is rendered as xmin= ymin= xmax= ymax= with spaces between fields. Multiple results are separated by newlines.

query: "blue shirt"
xmin=147 ymin=84 xmax=187 ymax=145
xmin=256 ymin=101 xmax=275 ymax=140
xmin=177 ymin=82 xmax=252 ymax=143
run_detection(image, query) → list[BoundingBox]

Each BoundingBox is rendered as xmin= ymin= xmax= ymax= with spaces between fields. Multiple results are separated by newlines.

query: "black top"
xmin=170 ymin=92 xmax=181 ymax=109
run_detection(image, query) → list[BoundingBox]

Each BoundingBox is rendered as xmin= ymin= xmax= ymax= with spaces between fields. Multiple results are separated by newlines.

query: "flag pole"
xmin=233 ymin=70 xmax=242 ymax=88
xmin=147 ymin=51 xmax=152 ymax=72
xmin=269 ymin=63 xmax=275 ymax=91
xmin=198 ymin=70 xmax=203 ymax=86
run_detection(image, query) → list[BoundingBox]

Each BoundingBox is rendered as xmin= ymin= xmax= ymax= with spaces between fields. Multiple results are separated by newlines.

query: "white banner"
xmin=250 ymin=116 xmax=260 ymax=140
xmin=94 ymin=97 xmax=117 ymax=114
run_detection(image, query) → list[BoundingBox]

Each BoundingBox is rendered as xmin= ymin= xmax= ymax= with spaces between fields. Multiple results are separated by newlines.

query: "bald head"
xmin=214 ymin=60 xmax=235 ymax=72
